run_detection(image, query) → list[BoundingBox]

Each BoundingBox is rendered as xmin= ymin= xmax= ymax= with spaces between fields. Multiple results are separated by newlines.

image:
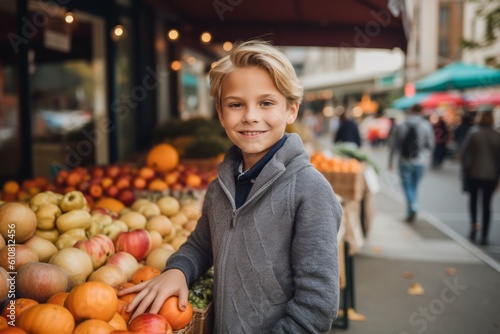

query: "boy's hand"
xmin=118 ymin=268 xmax=189 ymax=321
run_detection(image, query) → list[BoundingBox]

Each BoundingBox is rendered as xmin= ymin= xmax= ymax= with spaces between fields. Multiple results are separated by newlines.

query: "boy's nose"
xmin=242 ymin=106 xmax=259 ymax=123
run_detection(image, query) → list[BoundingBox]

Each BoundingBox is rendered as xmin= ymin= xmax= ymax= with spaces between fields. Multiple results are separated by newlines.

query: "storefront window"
xmin=28 ymin=1 xmax=106 ymax=178
xmin=0 ymin=0 xmax=20 ymax=182
xmin=179 ymin=50 xmax=211 ymax=119
xmin=114 ymin=16 xmax=136 ymax=161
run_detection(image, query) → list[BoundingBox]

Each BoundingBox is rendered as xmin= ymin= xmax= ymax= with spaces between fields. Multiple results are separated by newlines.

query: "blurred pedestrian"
xmin=388 ymin=103 xmax=435 ymax=222
xmin=431 ymin=116 xmax=449 ymax=169
xmin=453 ymin=111 xmax=474 ymax=156
xmin=459 ymin=107 xmax=500 ymax=245
xmin=334 ymin=111 xmax=361 ymax=148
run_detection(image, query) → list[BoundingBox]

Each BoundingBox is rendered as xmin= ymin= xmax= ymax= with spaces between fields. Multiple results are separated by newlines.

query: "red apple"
xmin=89 ymin=184 xmax=103 ymax=199
xmin=77 ymin=180 xmax=90 ymax=192
xmin=106 ymin=165 xmax=121 ymax=179
xmin=105 ymin=185 xmax=119 ymax=198
xmin=115 ymin=176 xmax=131 ymax=190
xmin=73 ymin=234 xmax=115 ymax=270
xmin=106 ymin=251 xmax=139 ymax=281
xmin=91 ymin=166 xmax=105 ymax=179
xmin=128 ymin=313 xmax=173 ymax=334
xmin=113 ymin=229 xmax=151 ymax=262
xmin=117 ymin=188 xmax=135 ymax=207
xmin=91 ymin=207 xmax=119 ymax=220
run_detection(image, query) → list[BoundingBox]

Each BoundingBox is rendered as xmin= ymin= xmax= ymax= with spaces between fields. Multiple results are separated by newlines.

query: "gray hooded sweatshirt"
xmin=165 ymin=133 xmax=342 ymax=333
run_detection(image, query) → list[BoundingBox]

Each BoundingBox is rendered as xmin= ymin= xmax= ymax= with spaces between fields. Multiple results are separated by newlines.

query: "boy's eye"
xmin=228 ymin=102 xmax=243 ymax=108
xmin=260 ymin=101 xmax=274 ymax=107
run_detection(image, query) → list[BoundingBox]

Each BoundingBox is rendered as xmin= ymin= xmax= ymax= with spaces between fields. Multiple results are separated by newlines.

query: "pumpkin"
xmin=94 ymin=198 xmax=126 ymax=214
xmin=108 ymin=312 xmax=128 ymax=330
xmin=1 ymin=298 xmax=38 ymax=319
xmin=0 ymin=328 xmax=29 ymax=333
xmin=130 ymin=265 xmax=161 ymax=284
xmin=73 ymin=319 xmax=115 ymax=334
xmin=46 ymin=292 xmax=69 ymax=306
xmin=17 ymin=304 xmax=74 ymax=334
xmin=146 ymin=143 xmax=179 ymax=173
xmin=64 ymin=281 xmax=118 ymax=322
xmin=0 ymin=315 xmax=8 ymax=329
xmin=158 ymin=296 xmax=193 ymax=330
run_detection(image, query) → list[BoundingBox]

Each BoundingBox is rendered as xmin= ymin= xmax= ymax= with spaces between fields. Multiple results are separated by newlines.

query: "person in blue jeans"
xmin=388 ymin=104 xmax=435 ymax=222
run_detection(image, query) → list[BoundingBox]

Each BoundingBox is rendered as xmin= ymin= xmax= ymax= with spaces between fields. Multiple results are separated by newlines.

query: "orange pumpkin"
xmin=46 ymin=291 xmax=69 ymax=306
xmin=116 ymin=300 xmax=133 ymax=323
xmin=2 ymin=181 xmax=19 ymax=194
xmin=108 ymin=312 xmax=128 ymax=330
xmin=73 ymin=319 xmax=115 ymax=334
xmin=146 ymin=143 xmax=179 ymax=173
xmin=158 ymin=296 xmax=193 ymax=330
xmin=0 ymin=315 xmax=8 ymax=329
xmin=17 ymin=304 xmax=74 ymax=334
xmin=94 ymin=198 xmax=126 ymax=214
xmin=131 ymin=265 xmax=161 ymax=284
xmin=64 ymin=281 xmax=118 ymax=322
xmin=0 ymin=328 xmax=28 ymax=334
xmin=1 ymin=298 xmax=38 ymax=319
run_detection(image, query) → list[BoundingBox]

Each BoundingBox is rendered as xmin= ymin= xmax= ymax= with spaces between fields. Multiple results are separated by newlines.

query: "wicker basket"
xmin=192 ymin=302 xmax=214 ymax=334
xmin=173 ymin=318 xmax=194 ymax=334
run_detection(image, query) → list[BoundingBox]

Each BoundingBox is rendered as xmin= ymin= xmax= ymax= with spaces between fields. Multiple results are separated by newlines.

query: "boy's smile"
xmin=216 ymin=66 xmax=298 ymax=170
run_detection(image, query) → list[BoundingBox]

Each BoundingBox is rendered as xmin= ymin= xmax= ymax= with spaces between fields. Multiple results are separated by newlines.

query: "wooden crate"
xmin=322 ymin=168 xmax=364 ymax=202
xmin=192 ymin=302 xmax=213 ymax=334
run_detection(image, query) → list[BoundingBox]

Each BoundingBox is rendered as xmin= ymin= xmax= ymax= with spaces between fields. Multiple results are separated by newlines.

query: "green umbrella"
xmin=415 ymin=62 xmax=500 ymax=92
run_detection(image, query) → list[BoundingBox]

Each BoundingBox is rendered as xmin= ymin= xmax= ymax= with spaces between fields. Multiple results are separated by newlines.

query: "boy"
xmin=121 ymin=40 xmax=342 ymax=333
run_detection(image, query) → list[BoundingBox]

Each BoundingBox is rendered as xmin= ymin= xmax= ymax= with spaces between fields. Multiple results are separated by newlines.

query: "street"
xmin=363 ymin=144 xmax=500 ymax=264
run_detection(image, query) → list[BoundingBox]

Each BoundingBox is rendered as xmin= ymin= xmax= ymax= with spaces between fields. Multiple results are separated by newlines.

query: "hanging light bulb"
xmin=222 ymin=41 xmax=233 ymax=52
xmin=65 ymin=10 xmax=75 ymax=24
xmin=168 ymin=29 xmax=179 ymax=41
xmin=200 ymin=32 xmax=212 ymax=43
xmin=170 ymin=60 xmax=182 ymax=71
xmin=111 ymin=24 xmax=127 ymax=41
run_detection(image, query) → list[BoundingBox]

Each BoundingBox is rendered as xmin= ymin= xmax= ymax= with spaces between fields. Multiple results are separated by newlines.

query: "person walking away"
xmin=388 ymin=103 xmax=435 ymax=222
xmin=453 ymin=111 xmax=474 ymax=158
xmin=334 ymin=111 xmax=361 ymax=148
xmin=459 ymin=107 xmax=500 ymax=245
xmin=431 ymin=116 xmax=449 ymax=169
xmin=119 ymin=39 xmax=342 ymax=333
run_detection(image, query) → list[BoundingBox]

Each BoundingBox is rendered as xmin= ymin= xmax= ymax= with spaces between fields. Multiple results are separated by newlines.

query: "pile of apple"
xmin=0 ymin=188 xmax=202 ymax=332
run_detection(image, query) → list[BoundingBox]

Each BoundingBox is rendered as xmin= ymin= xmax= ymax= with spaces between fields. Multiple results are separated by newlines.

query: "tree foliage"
xmin=462 ymin=0 xmax=500 ymax=49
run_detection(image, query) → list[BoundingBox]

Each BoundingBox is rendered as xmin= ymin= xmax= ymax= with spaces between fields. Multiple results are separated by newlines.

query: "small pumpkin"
xmin=73 ymin=319 xmax=115 ymax=334
xmin=17 ymin=304 xmax=74 ymax=334
xmin=64 ymin=281 xmax=118 ymax=322
xmin=146 ymin=143 xmax=179 ymax=173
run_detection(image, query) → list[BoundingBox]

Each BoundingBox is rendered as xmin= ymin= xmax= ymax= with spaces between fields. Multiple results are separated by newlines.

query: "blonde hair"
xmin=209 ymin=40 xmax=303 ymax=108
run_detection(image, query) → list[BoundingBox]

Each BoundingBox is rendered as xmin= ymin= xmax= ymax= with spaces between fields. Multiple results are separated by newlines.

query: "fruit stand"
xmin=0 ymin=129 xmax=375 ymax=332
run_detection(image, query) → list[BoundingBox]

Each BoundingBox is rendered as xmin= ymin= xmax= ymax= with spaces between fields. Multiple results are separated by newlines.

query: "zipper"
xmin=217 ymin=211 xmax=236 ymax=331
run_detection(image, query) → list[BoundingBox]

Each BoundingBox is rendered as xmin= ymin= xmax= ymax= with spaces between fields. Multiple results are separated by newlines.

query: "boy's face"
xmin=216 ymin=66 xmax=298 ymax=169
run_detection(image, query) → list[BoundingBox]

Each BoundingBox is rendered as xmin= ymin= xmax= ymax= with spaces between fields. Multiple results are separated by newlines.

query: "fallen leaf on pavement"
xmin=408 ymin=282 xmax=425 ymax=296
xmin=403 ymin=271 xmax=414 ymax=279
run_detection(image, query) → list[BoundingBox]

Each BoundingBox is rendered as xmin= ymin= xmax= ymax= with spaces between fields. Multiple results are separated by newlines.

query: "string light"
xmin=171 ymin=61 xmax=182 ymax=71
xmin=64 ymin=11 xmax=75 ymax=24
xmin=111 ymin=24 xmax=127 ymax=41
xmin=222 ymin=41 xmax=233 ymax=51
xmin=200 ymin=32 xmax=212 ymax=43
xmin=168 ymin=29 xmax=179 ymax=41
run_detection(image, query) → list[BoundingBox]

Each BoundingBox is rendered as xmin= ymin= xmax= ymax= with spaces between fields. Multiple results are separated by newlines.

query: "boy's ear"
xmin=286 ymin=101 xmax=299 ymax=124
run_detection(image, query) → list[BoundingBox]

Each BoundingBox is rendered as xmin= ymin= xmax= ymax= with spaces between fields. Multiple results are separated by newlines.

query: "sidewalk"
xmin=328 ymin=189 xmax=500 ymax=334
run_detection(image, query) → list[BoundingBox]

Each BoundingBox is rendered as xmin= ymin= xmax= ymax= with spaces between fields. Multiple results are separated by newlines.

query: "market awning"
xmin=391 ymin=92 xmax=430 ymax=110
xmin=149 ymin=0 xmax=410 ymax=51
xmin=415 ymin=62 xmax=500 ymax=92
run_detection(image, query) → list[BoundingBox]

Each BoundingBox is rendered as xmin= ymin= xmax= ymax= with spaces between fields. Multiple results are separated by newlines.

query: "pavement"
xmin=327 ymin=179 xmax=500 ymax=334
